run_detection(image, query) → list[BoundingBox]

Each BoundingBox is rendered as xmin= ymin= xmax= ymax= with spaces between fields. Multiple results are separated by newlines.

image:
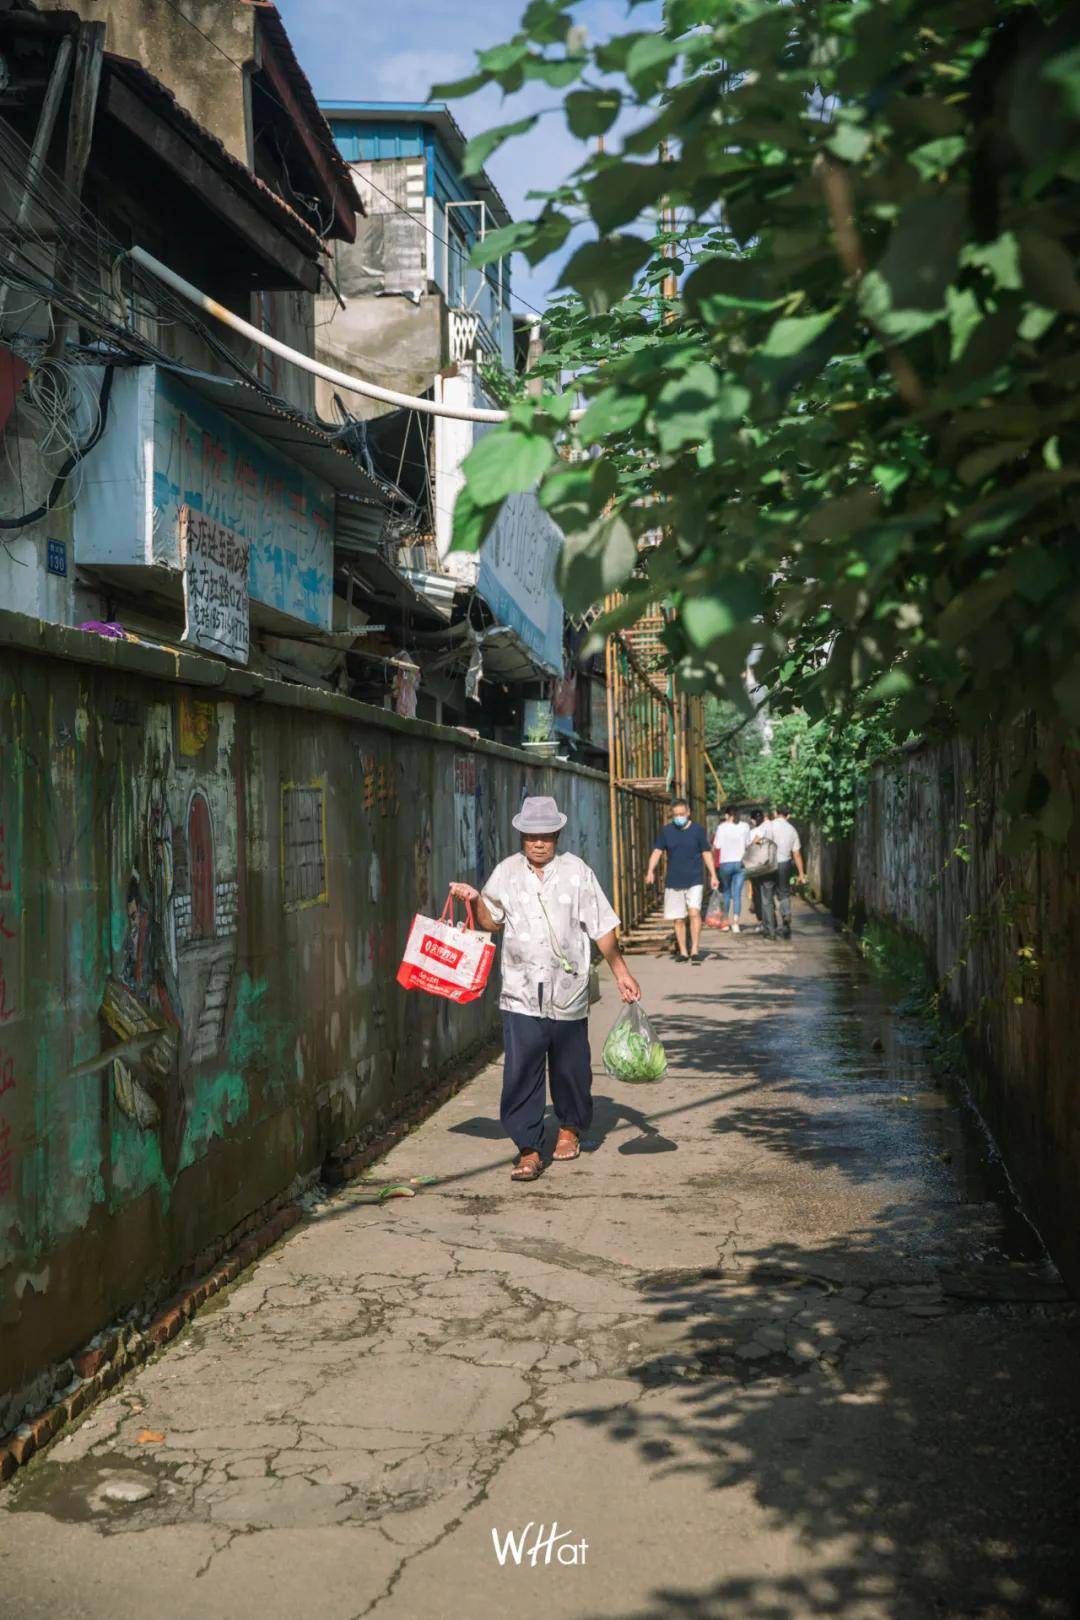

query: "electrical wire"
xmin=353 ymin=166 xmax=548 ymax=323
xmin=0 ymin=113 xmax=424 ymax=514
xmin=0 ymin=364 xmax=114 ymax=528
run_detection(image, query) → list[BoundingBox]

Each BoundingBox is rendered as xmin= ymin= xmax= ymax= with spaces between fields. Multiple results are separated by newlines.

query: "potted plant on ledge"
xmin=522 ymin=699 xmax=559 ymax=760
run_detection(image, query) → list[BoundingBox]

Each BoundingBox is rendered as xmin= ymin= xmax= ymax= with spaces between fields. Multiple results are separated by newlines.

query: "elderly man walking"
xmin=451 ymin=795 xmax=640 ymax=1183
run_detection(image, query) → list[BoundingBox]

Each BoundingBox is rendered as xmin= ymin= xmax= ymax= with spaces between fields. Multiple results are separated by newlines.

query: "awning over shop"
xmin=335 ymin=495 xmax=454 ymax=624
xmin=158 ymin=365 xmax=395 ymax=505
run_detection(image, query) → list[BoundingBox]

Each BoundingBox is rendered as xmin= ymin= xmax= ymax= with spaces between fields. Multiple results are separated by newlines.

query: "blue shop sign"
xmin=153 ymin=369 xmax=333 ymax=630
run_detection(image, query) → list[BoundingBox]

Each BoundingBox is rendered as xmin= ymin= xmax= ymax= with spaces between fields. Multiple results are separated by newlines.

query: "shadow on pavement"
xmin=569 ymin=1220 xmax=1080 ymax=1620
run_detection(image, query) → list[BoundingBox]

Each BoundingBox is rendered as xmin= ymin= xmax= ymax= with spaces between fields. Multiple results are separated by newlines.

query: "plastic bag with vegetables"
xmin=602 ymin=1002 xmax=667 ymax=1084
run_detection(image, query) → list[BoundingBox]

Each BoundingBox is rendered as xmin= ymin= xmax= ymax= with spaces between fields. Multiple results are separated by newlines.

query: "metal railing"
xmin=602 ymin=596 xmax=708 ymax=934
xmin=611 ymin=782 xmax=667 ymax=935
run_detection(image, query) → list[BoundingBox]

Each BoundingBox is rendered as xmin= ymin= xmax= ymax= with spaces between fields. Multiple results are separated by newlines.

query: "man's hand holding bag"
xmin=397 ymin=891 xmax=494 ymax=1004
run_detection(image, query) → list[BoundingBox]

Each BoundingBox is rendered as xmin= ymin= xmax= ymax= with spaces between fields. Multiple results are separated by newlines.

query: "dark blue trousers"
xmin=500 ymin=1005 xmax=593 ymax=1155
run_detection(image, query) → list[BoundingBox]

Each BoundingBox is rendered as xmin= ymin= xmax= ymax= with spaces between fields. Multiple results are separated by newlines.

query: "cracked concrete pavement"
xmin=2 ymin=904 xmax=1078 ymax=1619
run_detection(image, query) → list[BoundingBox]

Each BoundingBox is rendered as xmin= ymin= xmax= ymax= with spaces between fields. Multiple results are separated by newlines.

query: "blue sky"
xmin=276 ymin=0 xmax=655 ymax=314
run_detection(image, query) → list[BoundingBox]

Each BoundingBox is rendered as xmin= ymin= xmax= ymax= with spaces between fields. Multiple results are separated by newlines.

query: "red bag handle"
xmin=440 ymin=890 xmax=476 ymax=930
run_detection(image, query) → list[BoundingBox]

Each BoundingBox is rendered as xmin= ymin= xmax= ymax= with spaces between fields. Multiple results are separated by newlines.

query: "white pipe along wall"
xmin=129 ymin=246 xmax=584 ymax=426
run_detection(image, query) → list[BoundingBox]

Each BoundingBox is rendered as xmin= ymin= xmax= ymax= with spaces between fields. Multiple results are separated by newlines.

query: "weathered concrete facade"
xmin=807 ymin=721 xmax=1080 ymax=1293
xmin=39 ymin=0 xmax=256 ymax=164
xmin=0 ymin=613 xmax=610 ymax=1407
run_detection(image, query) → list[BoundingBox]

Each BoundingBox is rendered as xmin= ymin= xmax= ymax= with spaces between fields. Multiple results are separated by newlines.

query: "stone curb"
xmin=0 ymin=1202 xmax=303 ymax=1485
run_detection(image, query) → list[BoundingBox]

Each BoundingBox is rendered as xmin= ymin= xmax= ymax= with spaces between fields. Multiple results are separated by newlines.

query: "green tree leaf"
xmin=450 ymin=485 xmax=501 ymax=555
xmin=583 ymin=162 xmax=669 ymax=233
xmin=463 ymin=115 xmax=539 ymax=177
xmin=654 ymin=365 xmax=749 ymax=452
xmin=447 ymin=0 xmax=1080 ymax=777
xmin=1017 ymin=229 xmax=1080 ymax=312
xmin=477 ymin=41 xmax=530 ymax=73
xmin=558 ymin=236 xmax=653 ymax=312
xmin=579 ymin=388 xmax=648 ymax=441
xmin=827 ymin=123 xmax=872 ymax=163
xmin=625 ymin=33 xmax=681 ymax=94
xmin=682 ymin=576 xmax=762 ymax=651
xmin=760 ymin=311 xmax=837 ymax=358
xmin=565 ymin=89 xmax=622 ymax=138
xmin=462 ymin=427 xmax=555 ymax=506
xmin=524 ymin=54 xmax=586 ymax=87
xmin=907 ymin=136 xmax=965 ymax=177
xmin=557 ymin=513 xmax=638 ymax=614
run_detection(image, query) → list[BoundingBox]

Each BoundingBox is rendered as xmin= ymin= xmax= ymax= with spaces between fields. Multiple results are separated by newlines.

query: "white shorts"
xmin=663 ymin=884 xmax=703 ymax=920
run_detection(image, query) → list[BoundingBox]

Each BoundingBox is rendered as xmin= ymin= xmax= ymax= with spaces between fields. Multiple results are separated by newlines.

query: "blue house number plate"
xmin=47 ymin=539 xmax=67 ymax=576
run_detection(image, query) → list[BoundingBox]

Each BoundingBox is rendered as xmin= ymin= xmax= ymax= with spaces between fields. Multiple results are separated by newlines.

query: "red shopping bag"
xmin=396 ymin=892 xmax=495 ymax=1004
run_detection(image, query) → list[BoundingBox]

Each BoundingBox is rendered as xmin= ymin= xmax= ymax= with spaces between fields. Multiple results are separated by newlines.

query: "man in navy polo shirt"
xmin=645 ymin=798 xmax=718 ymax=963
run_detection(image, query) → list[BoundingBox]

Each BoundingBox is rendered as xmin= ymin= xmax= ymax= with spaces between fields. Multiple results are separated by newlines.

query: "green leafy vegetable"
xmin=603 ymin=1006 xmax=668 ymax=1083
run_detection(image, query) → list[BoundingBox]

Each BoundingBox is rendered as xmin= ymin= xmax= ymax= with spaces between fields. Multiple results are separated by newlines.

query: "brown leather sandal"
xmin=511 ymin=1151 xmax=543 ymax=1181
xmin=553 ymin=1128 xmax=581 ymax=1161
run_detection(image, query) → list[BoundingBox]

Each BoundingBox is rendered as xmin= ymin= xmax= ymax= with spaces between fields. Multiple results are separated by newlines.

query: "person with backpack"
xmin=742 ymin=811 xmax=781 ymax=940
xmin=771 ymin=805 xmax=806 ymax=940
xmin=744 ymin=809 xmax=765 ymax=928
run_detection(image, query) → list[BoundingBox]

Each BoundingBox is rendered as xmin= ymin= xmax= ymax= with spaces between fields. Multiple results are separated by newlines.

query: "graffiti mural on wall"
xmin=98 ymin=700 xmax=242 ymax=1171
xmin=451 ymin=755 xmax=490 ymax=887
xmin=415 ymin=818 xmax=432 ymax=914
xmin=359 ymin=751 xmax=399 ymax=818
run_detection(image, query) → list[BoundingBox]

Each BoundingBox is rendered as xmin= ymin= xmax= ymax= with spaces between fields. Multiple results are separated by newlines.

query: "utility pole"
xmin=48 ymin=20 xmax=105 ymax=358
xmin=0 ymin=33 xmax=74 ymax=329
xmin=659 ymin=137 xmax=677 ymax=310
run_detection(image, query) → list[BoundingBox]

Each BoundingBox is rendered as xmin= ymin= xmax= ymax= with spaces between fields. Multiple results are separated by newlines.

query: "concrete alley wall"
xmin=0 ymin=614 xmax=611 ymax=1405
xmin=807 ymin=720 xmax=1080 ymax=1293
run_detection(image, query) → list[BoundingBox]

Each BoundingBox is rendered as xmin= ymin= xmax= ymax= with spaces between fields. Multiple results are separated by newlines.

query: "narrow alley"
xmin=2 ymin=903 xmax=1077 ymax=1620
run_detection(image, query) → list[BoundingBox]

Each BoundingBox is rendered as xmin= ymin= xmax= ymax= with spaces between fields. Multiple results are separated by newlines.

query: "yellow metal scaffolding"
xmin=602 ymin=599 xmax=707 ymax=934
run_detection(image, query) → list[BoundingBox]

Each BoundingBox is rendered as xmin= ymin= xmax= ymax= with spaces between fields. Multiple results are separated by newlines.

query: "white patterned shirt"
xmin=481 ymin=852 xmax=619 ymax=1021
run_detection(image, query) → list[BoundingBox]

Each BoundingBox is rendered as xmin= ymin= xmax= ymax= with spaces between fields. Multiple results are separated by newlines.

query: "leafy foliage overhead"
xmin=441 ymin=0 xmax=1080 ymax=840
xmin=705 ymin=699 xmax=895 ymax=841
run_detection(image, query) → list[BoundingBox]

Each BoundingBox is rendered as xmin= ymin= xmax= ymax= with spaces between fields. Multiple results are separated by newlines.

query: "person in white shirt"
xmin=450 ymin=795 xmax=640 ymax=1183
xmin=711 ymin=807 xmax=750 ymax=932
xmin=770 ymin=806 xmax=806 ymax=939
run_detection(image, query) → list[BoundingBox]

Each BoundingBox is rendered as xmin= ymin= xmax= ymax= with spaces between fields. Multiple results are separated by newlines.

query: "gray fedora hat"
xmin=512 ymin=795 xmax=567 ymax=834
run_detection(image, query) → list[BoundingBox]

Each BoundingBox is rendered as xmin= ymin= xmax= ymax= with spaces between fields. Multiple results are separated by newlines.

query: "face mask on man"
xmin=672 ymin=814 xmax=689 ymax=828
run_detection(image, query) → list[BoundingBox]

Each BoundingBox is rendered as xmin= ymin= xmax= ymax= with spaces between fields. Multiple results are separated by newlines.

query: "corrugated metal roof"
xmin=336 ymin=495 xmax=455 ymax=623
xmin=159 ymin=364 xmax=395 ymax=503
xmin=480 ymin=625 xmax=560 ymax=682
xmin=400 ymin=568 xmax=456 ymax=620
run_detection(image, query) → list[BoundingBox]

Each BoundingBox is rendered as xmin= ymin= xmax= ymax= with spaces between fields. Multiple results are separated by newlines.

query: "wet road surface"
xmin=2 ymin=902 xmax=1077 ymax=1619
